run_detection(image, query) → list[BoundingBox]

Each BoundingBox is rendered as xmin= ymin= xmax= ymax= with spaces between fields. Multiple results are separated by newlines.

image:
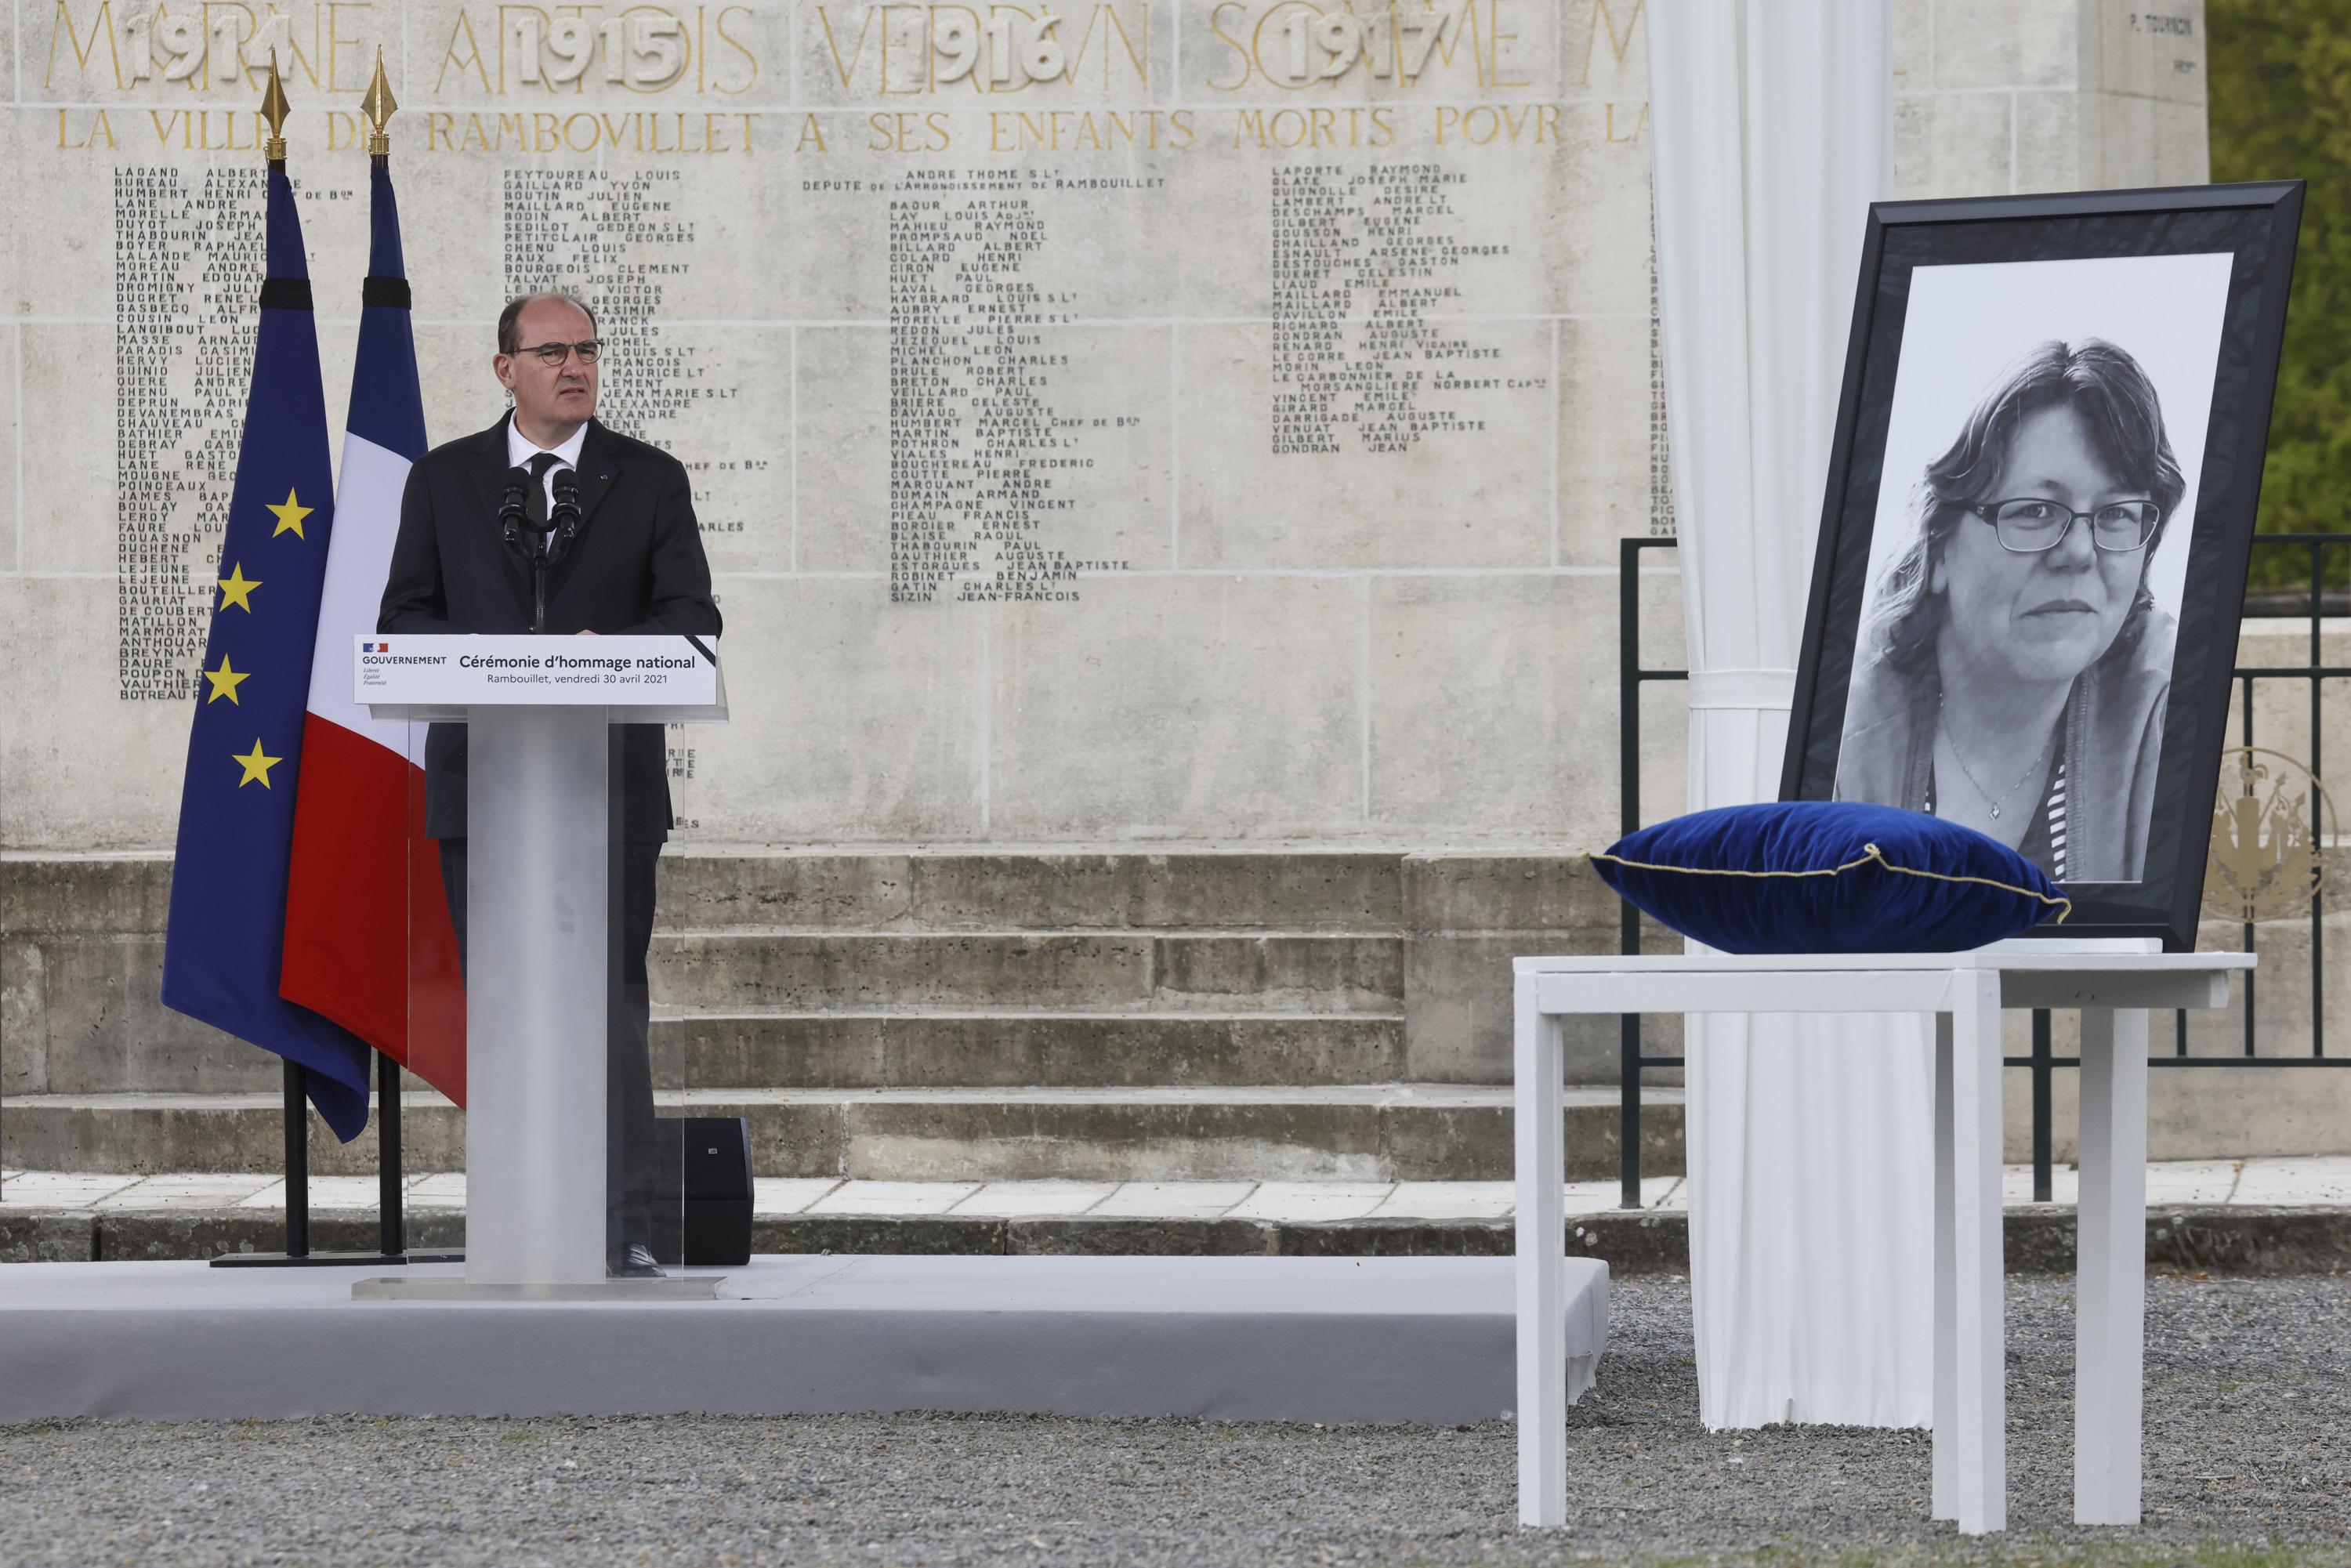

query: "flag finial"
xmin=362 ymin=49 xmax=396 ymax=158
xmin=260 ymin=56 xmax=290 ymax=163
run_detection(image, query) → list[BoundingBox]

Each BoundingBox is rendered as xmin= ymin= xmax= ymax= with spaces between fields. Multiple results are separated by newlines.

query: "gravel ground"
xmin=1 ymin=1274 xmax=2344 ymax=1568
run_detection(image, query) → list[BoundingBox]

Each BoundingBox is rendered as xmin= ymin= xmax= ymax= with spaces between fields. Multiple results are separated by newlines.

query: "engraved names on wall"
xmin=114 ymin=165 xmax=263 ymax=701
xmin=502 ymin=168 xmax=706 ymax=450
xmin=1270 ymin=161 xmax=1507 ymax=458
xmin=887 ymin=170 xmax=1133 ymax=603
xmin=16 ymin=0 xmax=1693 ymax=847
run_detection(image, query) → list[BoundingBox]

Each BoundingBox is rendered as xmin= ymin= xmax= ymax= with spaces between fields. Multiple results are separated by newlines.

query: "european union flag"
xmin=161 ymin=161 xmax=374 ymax=1141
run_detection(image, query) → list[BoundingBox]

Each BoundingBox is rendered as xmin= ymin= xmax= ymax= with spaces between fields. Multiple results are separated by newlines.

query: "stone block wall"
xmin=0 ymin=0 xmax=2211 ymax=856
xmin=16 ymin=2 xmax=2326 ymax=1178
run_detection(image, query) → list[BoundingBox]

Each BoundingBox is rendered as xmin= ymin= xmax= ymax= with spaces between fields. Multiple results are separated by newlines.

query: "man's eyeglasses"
xmin=512 ymin=339 xmax=602 ymax=368
xmin=1963 ymin=498 xmax=2161 ymax=555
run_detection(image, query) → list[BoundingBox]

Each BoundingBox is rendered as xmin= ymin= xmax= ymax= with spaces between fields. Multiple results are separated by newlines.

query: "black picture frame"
xmin=1781 ymin=182 xmax=2305 ymax=951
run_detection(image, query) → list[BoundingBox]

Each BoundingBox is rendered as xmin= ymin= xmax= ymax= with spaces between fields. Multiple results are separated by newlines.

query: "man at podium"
xmin=379 ymin=291 xmax=722 ymax=1278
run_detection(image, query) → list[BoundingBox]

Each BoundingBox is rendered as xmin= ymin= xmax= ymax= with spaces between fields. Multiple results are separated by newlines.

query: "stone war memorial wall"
xmin=2 ymin=0 xmax=2208 ymax=856
xmin=14 ymin=2 xmax=2304 ymax=1172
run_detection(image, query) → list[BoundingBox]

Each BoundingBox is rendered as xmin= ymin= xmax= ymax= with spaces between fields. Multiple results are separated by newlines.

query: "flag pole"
xmin=361 ymin=48 xmax=407 ymax=1263
xmin=282 ymin=1061 xmax=311 ymax=1258
xmin=263 ymin=60 xmax=314 ymax=1265
xmin=200 ymin=62 xmax=400 ymax=1268
xmin=378 ymin=1056 xmax=403 ymax=1255
xmin=214 ymin=49 xmax=459 ymax=1269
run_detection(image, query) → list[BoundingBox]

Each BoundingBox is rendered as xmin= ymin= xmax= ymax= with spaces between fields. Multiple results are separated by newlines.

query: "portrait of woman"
xmin=1788 ymin=198 xmax=2296 ymax=943
xmin=1835 ymin=339 xmax=2187 ymax=882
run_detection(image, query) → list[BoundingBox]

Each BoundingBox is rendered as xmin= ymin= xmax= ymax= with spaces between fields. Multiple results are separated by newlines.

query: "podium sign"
xmin=357 ymin=633 xmax=721 ymax=717
xmin=365 ymin=634 xmax=725 ymax=1295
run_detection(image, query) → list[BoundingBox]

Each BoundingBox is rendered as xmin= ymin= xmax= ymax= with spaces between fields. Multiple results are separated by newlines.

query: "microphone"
xmin=549 ymin=467 xmax=583 ymax=562
xmin=497 ymin=465 xmax=532 ymax=551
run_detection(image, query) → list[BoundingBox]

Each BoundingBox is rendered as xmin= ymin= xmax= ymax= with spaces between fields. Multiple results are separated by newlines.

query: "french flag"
xmin=280 ymin=157 xmax=465 ymax=1106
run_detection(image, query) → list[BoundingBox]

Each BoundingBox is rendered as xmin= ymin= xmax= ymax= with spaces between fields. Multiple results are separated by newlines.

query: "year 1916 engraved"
xmin=930 ymin=8 xmax=1074 ymax=86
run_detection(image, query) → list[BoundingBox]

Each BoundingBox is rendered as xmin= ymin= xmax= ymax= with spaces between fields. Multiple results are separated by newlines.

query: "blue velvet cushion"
xmin=1589 ymin=802 xmax=2069 ymax=954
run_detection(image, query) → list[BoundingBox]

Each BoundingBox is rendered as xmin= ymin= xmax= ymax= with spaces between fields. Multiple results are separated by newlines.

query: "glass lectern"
xmin=364 ymin=633 xmax=726 ymax=1298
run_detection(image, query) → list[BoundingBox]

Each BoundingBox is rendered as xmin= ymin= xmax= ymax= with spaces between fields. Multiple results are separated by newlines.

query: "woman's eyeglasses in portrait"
xmin=1962 ymin=498 xmax=2161 ymax=555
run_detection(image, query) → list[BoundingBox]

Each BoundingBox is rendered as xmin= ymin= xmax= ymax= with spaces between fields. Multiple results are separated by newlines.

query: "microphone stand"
xmin=501 ymin=464 xmax=583 ymax=635
xmin=538 ymin=471 xmax=583 ymax=635
xmin=496 ymin=473 xmax=555 ymax=631
xmin=530 ymin=530 xmax=552 ymax=634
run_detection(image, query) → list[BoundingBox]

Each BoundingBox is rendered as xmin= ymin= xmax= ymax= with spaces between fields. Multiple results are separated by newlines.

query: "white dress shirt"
xmin=506 ymin=417 xmax=587 ymax=522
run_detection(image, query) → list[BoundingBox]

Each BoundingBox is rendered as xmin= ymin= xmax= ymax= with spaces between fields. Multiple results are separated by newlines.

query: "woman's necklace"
xmin=1937 ymin=694 xmax=2052 ymax=820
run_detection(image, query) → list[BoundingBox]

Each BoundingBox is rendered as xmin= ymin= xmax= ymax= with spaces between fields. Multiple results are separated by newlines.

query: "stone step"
xmin=651 ymin=1010 xmax=1407 ymax=1088
xmin=0 ymin=1086 xmax=1686 ymax=1184
xmin=0 ymin=849 xmax=1623 ymax=940
xmin=1 ymin=849 xmax=1643 ymax=940
xmin=2 ymin=852 xmax=1654 ymax=1098
xmin=654 ymin=851 xmax=1417 ymax=932
xmin=13 ymin=931 xmax=1422 ymax=1095
xmin=10 ymin=1188 xmax=2349 ymax=1276
xmin=28 ymin=1157 xmax=2344 ymax=1223
xmin=648 ymin=930 xmax=1407 ymax=1014
xmin=17 ymin=1004 xmax=1417 ymax=1096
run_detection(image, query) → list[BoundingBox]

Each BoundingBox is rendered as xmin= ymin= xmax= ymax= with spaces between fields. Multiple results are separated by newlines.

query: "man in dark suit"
xmin=379 ymin=291 xmax=721 ymax=1278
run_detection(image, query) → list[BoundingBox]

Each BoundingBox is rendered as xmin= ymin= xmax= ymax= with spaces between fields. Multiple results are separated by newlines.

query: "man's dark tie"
xmin=524 ymin=451 xmax=561 ymax=538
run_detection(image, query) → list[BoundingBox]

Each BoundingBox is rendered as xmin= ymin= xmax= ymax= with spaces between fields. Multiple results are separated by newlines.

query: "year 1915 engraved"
xmin=507 ymin=13 xmax=690 ymax=89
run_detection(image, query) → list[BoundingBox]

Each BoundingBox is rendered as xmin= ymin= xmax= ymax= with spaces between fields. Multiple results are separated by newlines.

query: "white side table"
xmin=1512 ymin=943 xmax=2251 ymax=1536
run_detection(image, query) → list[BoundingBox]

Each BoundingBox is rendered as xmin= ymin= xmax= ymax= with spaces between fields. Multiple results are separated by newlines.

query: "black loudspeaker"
xmin=650 ymin=1116 xmax=754 ymax=1266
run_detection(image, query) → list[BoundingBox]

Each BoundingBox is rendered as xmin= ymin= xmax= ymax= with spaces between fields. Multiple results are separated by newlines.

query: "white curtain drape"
xmin=1648 ymin=0 xmax=1933 ymax=1429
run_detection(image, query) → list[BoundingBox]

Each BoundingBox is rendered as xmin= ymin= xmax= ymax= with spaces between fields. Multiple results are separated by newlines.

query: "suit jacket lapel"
xmin=545 ymin=421 xmax=621 ymax=599
xmin=465 ymin=409 xmax=515 ymax=535
xmin=572 ymin=419 xmax=622 ymax=532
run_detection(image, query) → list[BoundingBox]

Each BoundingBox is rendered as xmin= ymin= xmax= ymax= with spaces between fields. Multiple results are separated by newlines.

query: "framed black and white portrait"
xmin=1784 ymin=183 xmax=2305 ymax=948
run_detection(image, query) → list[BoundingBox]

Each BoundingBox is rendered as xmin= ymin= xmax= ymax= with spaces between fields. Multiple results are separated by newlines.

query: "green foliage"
xmin=2208 ymin=0 xmax=2351 ymax=588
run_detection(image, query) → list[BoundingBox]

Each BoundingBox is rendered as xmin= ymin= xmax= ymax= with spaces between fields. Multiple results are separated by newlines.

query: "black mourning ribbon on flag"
xmin=258 ymin=278 xmax=313 ymax=310
xmin=360 ymin=276 xmax=411 ymax=308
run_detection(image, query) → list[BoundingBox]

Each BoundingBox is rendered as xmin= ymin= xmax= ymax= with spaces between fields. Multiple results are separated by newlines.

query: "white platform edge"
xmin=2 ymin=1255 xmax=1608 ymax=1427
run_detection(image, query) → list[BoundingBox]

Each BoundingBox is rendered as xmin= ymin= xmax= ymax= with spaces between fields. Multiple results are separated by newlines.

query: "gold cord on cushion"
xmin=1585 ymin=842 xmax=2071 ymax=923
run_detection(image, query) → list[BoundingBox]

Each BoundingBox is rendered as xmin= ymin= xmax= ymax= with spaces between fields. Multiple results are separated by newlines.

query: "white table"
xmin=1512 ymin=943 xmax=2252 ymax=1536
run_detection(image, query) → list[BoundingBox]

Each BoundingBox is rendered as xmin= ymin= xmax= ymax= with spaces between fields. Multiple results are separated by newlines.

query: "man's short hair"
xmin=498 ymin=292 xmax=598 ymax=355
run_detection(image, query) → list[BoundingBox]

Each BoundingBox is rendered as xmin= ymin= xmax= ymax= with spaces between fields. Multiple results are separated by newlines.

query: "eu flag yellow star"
xmin=233 ymin=739 xmax=282 ymax=788
xmin=203 ymin=656 xmax=250 ymax=705
xmin=266 ymin=487 xmax=313 ymax=539
xmin=217 ymin=563 xmax=262 ymax=612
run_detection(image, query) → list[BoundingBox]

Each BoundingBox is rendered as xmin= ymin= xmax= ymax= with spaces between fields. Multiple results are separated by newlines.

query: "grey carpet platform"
xmin=0 ymin=1255 xmax=1609 ymax=1425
